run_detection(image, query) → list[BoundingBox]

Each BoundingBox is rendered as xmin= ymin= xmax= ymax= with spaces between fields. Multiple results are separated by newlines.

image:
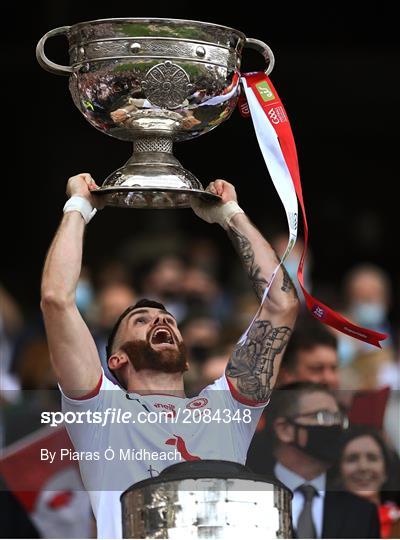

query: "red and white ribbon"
xmin=239 ymin=72 xmax=387 ymax=348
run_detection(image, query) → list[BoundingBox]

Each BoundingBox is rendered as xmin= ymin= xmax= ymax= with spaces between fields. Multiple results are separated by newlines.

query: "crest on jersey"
xmin=186 ymin=397 xmax=208 ymax=409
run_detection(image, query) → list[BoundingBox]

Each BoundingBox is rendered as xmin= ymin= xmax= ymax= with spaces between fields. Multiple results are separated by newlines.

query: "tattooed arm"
xmin=192 ymin=179 xmax=299 ymax=402
xmin=226 ymin=209 xmax=299 ymax=401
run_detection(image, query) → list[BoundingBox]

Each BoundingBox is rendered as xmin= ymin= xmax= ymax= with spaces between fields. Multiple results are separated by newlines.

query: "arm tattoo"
xmin=226 ymin=320 xmax=291 ymax=402
xmin=228 ymin=225 xmax=269 ymax=301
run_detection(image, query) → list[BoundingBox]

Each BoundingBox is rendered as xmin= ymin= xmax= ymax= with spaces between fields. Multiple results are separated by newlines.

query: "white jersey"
xmin=61 ymin=370 xmax=267 ymax=539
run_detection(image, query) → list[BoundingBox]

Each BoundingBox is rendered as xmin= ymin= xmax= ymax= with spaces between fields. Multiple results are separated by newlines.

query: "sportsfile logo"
xmin=255 ymin=80 xmax=275 ymax=102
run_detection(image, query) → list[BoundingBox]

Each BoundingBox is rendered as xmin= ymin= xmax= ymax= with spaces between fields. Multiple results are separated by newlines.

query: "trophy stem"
xmin=133 ymin=136 xmax=173 ymax=155
xmin=97 ymin=134 xmax=220 ymax=209
xmin=128 ymin=135 xmax=180 ymax=168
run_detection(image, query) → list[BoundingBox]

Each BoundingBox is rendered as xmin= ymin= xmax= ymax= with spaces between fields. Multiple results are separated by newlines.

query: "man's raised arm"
xmin=191 ymin=180 xmax=299 ymax=403
xmin=40 ymin=174 xmax=102 ymax=398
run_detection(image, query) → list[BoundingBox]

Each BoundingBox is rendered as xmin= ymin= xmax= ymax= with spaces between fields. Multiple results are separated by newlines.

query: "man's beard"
xmin=120 ymin=339 xmax=188 ymax=373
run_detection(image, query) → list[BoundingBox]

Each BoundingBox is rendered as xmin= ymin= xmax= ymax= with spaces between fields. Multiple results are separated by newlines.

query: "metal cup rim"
xmin=70 ymin=17 xmax=247 ymax=41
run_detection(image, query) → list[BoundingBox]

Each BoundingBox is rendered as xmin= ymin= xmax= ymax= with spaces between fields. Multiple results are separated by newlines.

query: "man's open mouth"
xmin=150 ymin=327 xmax=174 ymax=346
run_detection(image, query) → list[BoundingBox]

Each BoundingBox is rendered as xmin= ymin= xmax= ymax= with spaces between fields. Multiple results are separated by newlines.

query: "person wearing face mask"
xmin=334 ymin=426 xmax=400 ymax=539
xmin=247 ymin=382 xmax=381 ymax=538
xmin=337 ymin=264 xmax=393 ymax=366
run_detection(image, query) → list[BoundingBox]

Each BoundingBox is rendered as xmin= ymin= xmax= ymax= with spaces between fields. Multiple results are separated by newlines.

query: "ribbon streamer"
xmin=239 ymin=72 xmax=387 ymax=348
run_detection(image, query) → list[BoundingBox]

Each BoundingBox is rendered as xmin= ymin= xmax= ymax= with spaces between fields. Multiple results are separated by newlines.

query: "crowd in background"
xmin=1 ymin=231 xmax=399 ymax=538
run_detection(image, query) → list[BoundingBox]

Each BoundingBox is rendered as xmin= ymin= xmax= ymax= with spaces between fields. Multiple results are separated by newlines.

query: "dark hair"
xmin=105 ymin=298 xmax=169 ymax=358
xmin=282 ymin=318 xmax=338 ymax=372
xmin=252 ymin=382 xmax=335 ymax=463
xmin=266 ymin=381 xmax=335 ymax=424
xmin=339 ymin=425 xmax=391 ymax=471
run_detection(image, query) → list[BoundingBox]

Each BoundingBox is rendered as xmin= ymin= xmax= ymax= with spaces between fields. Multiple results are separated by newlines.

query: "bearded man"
xmin=40 ymin=173 xmax=299 ymax=538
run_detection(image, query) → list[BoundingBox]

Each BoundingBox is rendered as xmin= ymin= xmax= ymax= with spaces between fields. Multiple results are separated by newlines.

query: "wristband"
xmin=63 ymin=196 xmax=97 ymax=224
xmin=191 ymin=198 xmax=245 ymax=229
xmin=219 ymin=201 xmax=245 ymax=229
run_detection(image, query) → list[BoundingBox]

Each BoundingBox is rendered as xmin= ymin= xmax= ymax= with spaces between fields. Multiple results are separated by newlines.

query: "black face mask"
xmin=287 ymin=420 xmax=344 ymax=463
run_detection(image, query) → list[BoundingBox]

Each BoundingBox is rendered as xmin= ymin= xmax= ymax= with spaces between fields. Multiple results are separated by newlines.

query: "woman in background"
xmin=337 ymin=426 xmax=400 ymax=538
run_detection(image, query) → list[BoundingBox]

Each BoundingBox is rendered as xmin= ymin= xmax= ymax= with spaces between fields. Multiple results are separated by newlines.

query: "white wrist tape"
xmin=191 ymin=198 xmax=244 ymax=228
xmin=218 ymin=201 xmax=245 ymax=229
xmin=191 ymin=197 xmax=244 ymax=229
xmin=63 ymin=196 xmax=97 ymax=224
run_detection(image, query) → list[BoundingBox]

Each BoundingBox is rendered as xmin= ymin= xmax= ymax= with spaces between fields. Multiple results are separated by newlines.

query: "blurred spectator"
xmin=17 ymin=339 xmax=55 ymax=391
xmin=340 ymin=349 xmax=394 ymax=391
xmin=180 ymin=316 xmax=222 ymax=395
xmin=0 ymin=286 xmax=23 ymax=359
xmin=180 ymin=315 xmax=221 ymax=364
xmin=201 ymin=347 xmax=231 ymax=386
xmin=94 ymin=260 xmax=133 ymax=290
xmin=338 ymin=264 xmax=393 ymax=365
xmin=0 ymin=285 xmax=23 ymax=405
xmin=182 ymin=265 xmax=232 ymax=323
xmin=4 ymin=317 xmax=60 ymax=446
xmin=338 ymin=347 xmax=399 ymax=455
xmin=374 ymin=350 xmax=400 ymax=455
xmin=382 ymin=356 xmax=400 ymax=455
xmin=91 ymin=283 xmax=136 ymax=379
xmin=141 ymin=255 xmax=187 ymax=322
xmin=186 ymin=237 xmax=221 ymax=275
xmin=276 ymin=317 xmax=339 ymax=389
xmin=0 ymin=285 xmax=24 ymax=449
xmin=247 ymin=382 xmax=381 ymax=538
xmin=334 ymin=426 xmax=400 ymax=538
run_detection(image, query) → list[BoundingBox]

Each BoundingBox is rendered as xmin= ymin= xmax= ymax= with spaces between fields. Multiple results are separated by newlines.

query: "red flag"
xmin=0 ymin=427 xmax=92 ymax=538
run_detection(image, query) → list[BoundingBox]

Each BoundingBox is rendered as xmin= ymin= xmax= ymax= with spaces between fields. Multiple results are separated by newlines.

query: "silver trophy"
xmin=121 ymin=461 xmax=293 ymax=538
xmin=37 ymin=18 xmax=274 ymax=208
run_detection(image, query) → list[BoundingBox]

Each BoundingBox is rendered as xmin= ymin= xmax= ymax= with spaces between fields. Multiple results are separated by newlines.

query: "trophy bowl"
xmin=37 ymin=18 xmax=274 ymax=208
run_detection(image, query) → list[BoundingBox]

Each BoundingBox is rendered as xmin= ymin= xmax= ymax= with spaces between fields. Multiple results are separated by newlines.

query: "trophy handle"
xmin=36 ymin=26 xmax=73 ymax=76
xmin=244 ymin=38 xmax=275 ymax=76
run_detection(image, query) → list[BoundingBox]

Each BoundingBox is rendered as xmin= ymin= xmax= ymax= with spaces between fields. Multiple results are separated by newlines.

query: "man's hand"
xmin=205 ymin=179 xmax=238 ymax=204
xmin=191 ymin=179 xmax=243 ymax=228
xmin=66 ymin=173 xmax=105 ymax=209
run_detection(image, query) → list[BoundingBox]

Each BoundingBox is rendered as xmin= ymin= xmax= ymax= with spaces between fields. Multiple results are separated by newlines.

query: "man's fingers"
xmin=68 ymin=173 xmax=93 ymax=184
xmin=214 ymin=179 xmax=231 ymax=196
xmin=66 ymin=173 xmax=103 ymax=207
xmin=205 ymin=182 xmax=217 ymax=194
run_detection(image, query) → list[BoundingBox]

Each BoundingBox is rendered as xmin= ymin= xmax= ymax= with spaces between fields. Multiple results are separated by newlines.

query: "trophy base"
xmin=97 ymin=187 xmax=220 ymax=209
xmin=95 ymin=136 xmax=221 ymax=209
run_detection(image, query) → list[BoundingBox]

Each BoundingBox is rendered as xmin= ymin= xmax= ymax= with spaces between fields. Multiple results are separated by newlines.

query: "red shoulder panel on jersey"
xmin=75 ymin=373 xmax=103 ymax=400
xmin=226 ymin=376 xmax=268 ymax=406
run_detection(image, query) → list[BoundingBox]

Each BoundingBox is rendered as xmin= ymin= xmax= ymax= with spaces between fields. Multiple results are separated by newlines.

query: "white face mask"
xmin=350 ymin=302 xmax=386 ymax=328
